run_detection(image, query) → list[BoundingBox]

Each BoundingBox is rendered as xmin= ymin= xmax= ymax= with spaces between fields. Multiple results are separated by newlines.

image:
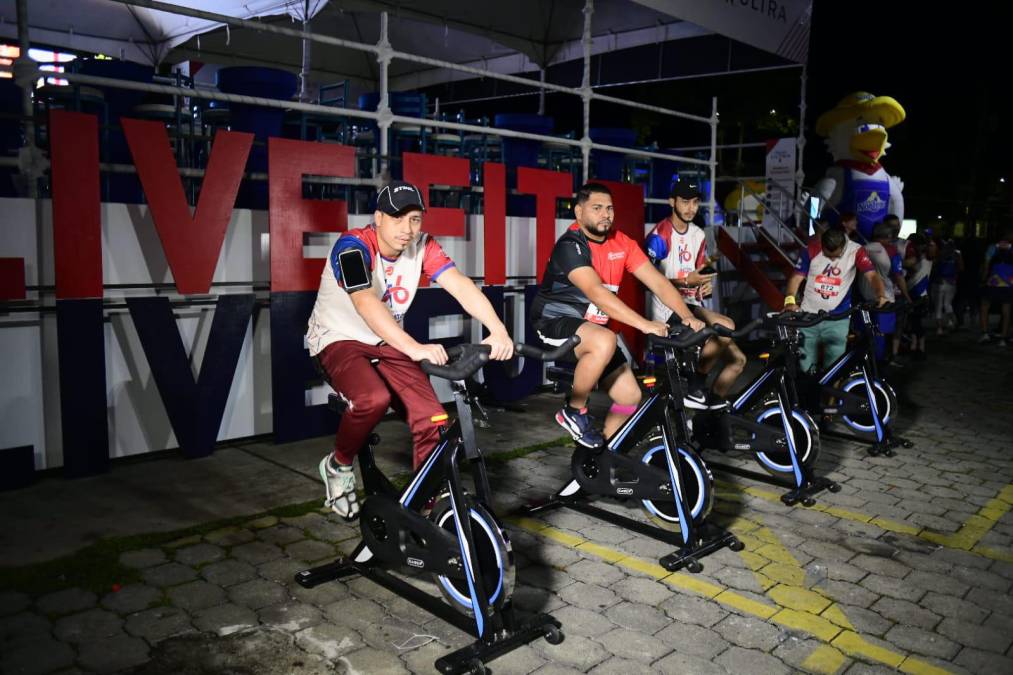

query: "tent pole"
xmin=14 ymin=0 xmax=37 ymax=198
xmin=538 ymin=68 xmax=546 ymax=115
xmin=581 ymin=0 xmax=593 ymax=183
xmin=796 ymin=63 xmax=808 ymax=227
xmin=377 ymin=11 xmax=392 ymax=181
xmin=709 ymin=96 xmax=720 ymax=313
xmin=710 ymin=97 xmax=718 ymax=226
xmin=299 ymin=0 xmax=312 ymax=102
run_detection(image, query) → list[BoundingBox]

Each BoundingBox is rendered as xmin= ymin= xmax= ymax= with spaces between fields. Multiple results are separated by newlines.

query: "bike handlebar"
xmin=647 ymin=327 xmax=715 ymax=351
xmin=764 ymin=301 xmax=897 ymax=330
xmin=711 ymin=318 xmax=763 ymax=339
xmin=421 ymin=335 xmax=582 ymax=380
xmin=515 ymin=335 xmax=581 ymax=362
xmin=421 ymin=345 xmax=491 ymax=380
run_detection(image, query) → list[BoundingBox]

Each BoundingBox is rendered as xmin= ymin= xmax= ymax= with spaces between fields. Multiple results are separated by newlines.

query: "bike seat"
xmin=545 ymin=362 xmax=576 ymax=384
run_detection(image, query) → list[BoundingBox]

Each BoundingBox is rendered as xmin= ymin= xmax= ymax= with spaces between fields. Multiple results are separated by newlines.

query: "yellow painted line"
xmin=511 ymin=517 xmax=946 ymax=673
xmin=768 ymin=585 xmax=833 ymax=614
xmin=617 ymin=555 xmax=670 ymax=580
xmin=575 ymin=540 xmax=628 ymax=563
xmin=712 ymin=589 xmax=777 ymax=619
xmin=761 ymin=561 xmax=804 ymax=587
xmin=899 ymin=655 xmax=958 ymax=675
xmin=736 ymin=517 xmax=952 ymax=675
xmin=772 ymin=607 xmax=842 ymax=642
xmin=924 ymin=494 xmax=1013 ymax=551
xmin=870 ymin=516 xmax=921 ymax=535
xmin=801 ymin=644 xmax=848 ymax=674
xmin=971 ymin=544 xmax=1013 ymax=563
xmin=663 ymin=571 xmax=725 ymax=599
xmin=715 ymin=478 xmax=1013 ymax=562
xmin=832 ymin=631 xmax=904 ymax=669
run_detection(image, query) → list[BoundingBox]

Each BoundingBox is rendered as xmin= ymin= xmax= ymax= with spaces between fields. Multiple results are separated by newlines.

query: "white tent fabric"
xmin=0 ymin=0 xmax=808 ymax=89
xmin=0 ymin=0 xmax=329 ymax=65
xmin=631 ymin=0 xmax=813 ymax=63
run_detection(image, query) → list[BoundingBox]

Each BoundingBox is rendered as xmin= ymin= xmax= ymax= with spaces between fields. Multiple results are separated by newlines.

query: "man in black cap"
xmin=305 ymin=180 xmax=514 ymax=520
xmin=645 ymin=179 xmax=747 ymax=407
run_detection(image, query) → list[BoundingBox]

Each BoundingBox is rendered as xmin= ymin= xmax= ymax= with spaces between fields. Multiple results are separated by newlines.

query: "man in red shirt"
xmin=531 ymin=183 xmax=705 ymax=447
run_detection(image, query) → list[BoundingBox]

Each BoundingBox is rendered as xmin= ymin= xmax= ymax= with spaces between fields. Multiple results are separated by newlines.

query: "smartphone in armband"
xmin=337 ymin=248 xmax=372 ymax=292
xmin=698 ymin=265 xmax=717 ymax=275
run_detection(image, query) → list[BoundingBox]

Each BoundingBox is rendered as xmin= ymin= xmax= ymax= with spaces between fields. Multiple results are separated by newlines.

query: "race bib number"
xmin=584 ymin=302 xmax=609 ymax=324
xmin=813 ymin=273 xmax=842 ymax=299
xmin=583 ymin=284 xmax=619 ymax=324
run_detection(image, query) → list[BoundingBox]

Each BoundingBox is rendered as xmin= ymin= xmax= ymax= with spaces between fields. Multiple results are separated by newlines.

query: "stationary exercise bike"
xmin=296 ymin=337 xmax=578 ymax=675
xmin=684 ymin=316 xmax=839 ymax=506
xmin=787 ymin=304 xmax=911 ymax=457
xmin=528 ymin=327 xmax=742 ymax=573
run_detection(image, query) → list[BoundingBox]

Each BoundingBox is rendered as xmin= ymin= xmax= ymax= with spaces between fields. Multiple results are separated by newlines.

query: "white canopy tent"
xmin=0 ymin=1 xmax=328 ymax=65
xmin=1 ymin=0 xmax=811 ymax=87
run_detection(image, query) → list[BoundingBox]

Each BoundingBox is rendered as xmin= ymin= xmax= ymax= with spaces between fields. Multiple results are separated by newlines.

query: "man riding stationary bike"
xmin=529 ymin=182 xmax=705 ymax=447
xmin=305 ymin=180 xmax=515 ymax=521
xmin=645 ymin=180 xmax=747 ymax=409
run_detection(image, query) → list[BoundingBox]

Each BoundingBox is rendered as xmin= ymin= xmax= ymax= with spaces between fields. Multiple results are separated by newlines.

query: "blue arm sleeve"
xmin=795 ymin=248 xmax=811 ymax=275
xmin=644 ymin=233 xmax=668 ymax=266
xmin=329 ymin=236 xmax=372 ymax=284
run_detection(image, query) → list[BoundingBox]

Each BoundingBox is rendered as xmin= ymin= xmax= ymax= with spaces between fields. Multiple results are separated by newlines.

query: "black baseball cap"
xmin=376 ymin=180 xmax=426 ymax=216
xmin=671 ymin=179 xmax=703 ymax=200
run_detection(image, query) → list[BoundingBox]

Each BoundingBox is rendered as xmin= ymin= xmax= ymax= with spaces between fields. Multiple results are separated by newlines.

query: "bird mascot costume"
xmin=814 ymin=92 xmax=906 ymax=241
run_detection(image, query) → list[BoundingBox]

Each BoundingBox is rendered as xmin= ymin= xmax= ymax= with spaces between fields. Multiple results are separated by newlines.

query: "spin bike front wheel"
xmin=429 ymin=496 xmax=515 ymax=617
xmin=637 ymin=434 xmax=714 ymax=529
xmin=840 ymin=375 xmax=898 ymax=436
xmin=753 ymin=403 xmax=821 ymax=478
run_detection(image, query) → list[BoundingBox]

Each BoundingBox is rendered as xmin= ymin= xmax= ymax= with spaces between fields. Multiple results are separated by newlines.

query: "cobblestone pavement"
xmin=1 ymin=333 xmax=1011 ymax=674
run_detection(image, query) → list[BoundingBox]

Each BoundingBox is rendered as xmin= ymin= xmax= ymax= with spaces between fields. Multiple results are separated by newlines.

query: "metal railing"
xmin=10 ymin=0 xmax=720 ymax=223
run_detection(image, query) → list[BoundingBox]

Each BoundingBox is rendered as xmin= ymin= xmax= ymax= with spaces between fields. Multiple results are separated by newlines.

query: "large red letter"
xmin=517 ymin=167 xmax=572 ymax=282
xmin=268 ymin=138 xmax=355 ymax=292
xmin=482 ymin=162 xmax=506 ymax=285
xmin=402 ymin=152 xmax=470 ymax=237
xmin=123 ymin=119 xmax=253 ymax=295
xmin=0 ymin=258 xmax=25 ymax=300
xmin=50 ymin=111 xmax=102 ymax=299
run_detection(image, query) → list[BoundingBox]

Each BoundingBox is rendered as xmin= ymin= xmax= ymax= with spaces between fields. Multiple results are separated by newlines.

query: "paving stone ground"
xmin=1 ymin=333 xmax=1011 ymax=674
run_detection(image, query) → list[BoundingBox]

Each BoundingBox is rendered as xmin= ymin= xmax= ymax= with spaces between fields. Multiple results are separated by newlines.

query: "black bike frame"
xmin=815 ymin=309 xmax=886 ymax=443
xmin=531 ymin=343 xmax=739 ymax=571
xmin=297 ymin=369 xmax=562 ymax=674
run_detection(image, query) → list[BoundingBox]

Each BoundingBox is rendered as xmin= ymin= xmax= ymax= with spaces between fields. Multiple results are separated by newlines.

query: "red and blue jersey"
xmin=306 ymin=225 xmax=454 ymax=353
xmin=645 ymin=218 xmax=707 ymax=313
xmin=795 ymin=238 xmax=874 ymax=314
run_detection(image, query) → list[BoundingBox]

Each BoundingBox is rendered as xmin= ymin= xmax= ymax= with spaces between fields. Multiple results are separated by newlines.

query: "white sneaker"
xmin=977 ymin=334 xmax=991 ymax=344
xmin=320 ymin=455 xmax=359 ymax=521
xmin=999 ymin=339 xmax=1009 ymax=348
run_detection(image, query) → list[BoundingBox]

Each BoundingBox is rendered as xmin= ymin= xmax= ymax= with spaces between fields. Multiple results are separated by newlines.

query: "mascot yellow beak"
xmin=849 ymin=125 xmax=888 ymax=164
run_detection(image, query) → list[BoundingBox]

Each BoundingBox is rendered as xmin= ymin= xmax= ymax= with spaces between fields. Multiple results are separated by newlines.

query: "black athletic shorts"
xmin=532 ymin=316 xmax=629 ymax=380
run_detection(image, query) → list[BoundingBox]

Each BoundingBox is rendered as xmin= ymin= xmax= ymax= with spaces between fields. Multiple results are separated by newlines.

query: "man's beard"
xmin=586 ymin=220 xmax=611 ymax=237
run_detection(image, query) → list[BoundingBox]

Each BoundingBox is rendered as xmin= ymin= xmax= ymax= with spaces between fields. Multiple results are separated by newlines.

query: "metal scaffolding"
xmin=17 ymin=0 xmax=720 ymax=220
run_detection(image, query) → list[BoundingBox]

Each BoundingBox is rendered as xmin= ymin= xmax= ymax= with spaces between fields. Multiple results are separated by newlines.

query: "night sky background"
xmin=427 ymin=2 xmax=1010 ymax=232
xmin=805 ymin=2 xmax=1008 ymax=231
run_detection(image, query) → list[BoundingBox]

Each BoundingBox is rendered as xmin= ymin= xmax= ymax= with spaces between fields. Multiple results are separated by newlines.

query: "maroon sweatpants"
xmin=316 ymin=341 xmax=445 ymax=470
